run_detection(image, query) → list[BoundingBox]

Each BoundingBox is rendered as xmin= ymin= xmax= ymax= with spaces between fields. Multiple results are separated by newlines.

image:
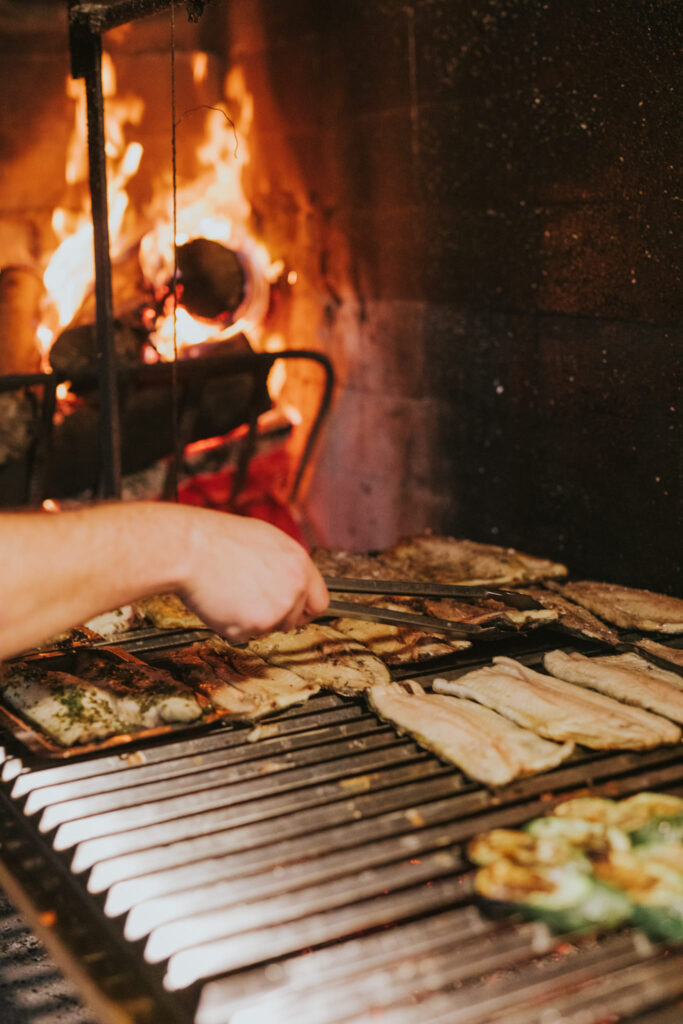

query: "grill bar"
xmin=1 ymin=642 xmax=682 ymax=1022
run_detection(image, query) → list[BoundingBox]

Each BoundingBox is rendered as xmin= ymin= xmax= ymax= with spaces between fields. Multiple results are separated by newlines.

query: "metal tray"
xmin=0 ymin=644 xmax=224 ymax=760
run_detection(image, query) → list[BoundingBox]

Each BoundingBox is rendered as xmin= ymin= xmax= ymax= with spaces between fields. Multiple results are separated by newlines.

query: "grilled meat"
xmin=380 ymin=533 xmax=568 ymax=586
xmin=367 ymin=680 xmax=574 ymax=786
xmin=155 ymin=635 xmax=319 ymax=718
xmin=543 ymin=649 xmax=683 ymax=725
xmin=521 ymin=586 xmax=621 ymax=645
xmin=432 ymin=656 xmax=681 ymax=749
xmin=547 ymin=580 xmax=683 ymax=634
xmin=248 ymin=623 xmax=391 ymax=695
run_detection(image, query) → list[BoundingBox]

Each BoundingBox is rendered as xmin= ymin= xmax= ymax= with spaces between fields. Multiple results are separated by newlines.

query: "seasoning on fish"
xmin=248 ymin=623 xmax=391 ymax=695
xmin=432 ymin=656 xmax=681 ymax=749
xmin=547 ymin=580 xmax=683 ymax=634
xmin=0 ymin=653 xmax=202 ymax=747
xmin=543 ymin=649 xmax=683 ymax=724
xmin=367 ymin=680 xmax=574 ymax=786
xmin=154 ymin=635 xmax=319 ymax=717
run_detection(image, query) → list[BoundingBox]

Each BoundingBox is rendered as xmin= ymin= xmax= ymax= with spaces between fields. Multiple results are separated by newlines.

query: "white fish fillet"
xmin=156 ymin=635 xmax=319 ymax=717
xmin=543 ymin=649 xmax=683 ymax=725
xmin=432 ymin=657 xmax=681 ymax=749
xmin=0 ymin=654 xmax=204 ymax=746
xmin=0 ymin=666 xmax=123 ymax=746
xmin=367 ymin=681 xmax=574 ymax=786
xmin=84 ymin=605 xmax=140 ymax=638
xmin=248 ymin=623 xmax=391 ymax=695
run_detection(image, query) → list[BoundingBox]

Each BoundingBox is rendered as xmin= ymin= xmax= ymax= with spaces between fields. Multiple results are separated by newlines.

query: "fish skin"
xmin=543 ymin=649 xmax=683 ymax=725
xmin=433 ymin=657 xmax=681 ymax=749
xmin=367 ymin=680 xmax=574 ymax=787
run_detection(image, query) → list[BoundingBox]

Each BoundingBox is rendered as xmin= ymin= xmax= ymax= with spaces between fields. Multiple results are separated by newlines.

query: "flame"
xmin=192 ymin=51 xmax=208 ymax=86
xmin=35 ymin=52 xmax=299 ymax=425
xmin=37 ymin=52 xmax=144 ymax=359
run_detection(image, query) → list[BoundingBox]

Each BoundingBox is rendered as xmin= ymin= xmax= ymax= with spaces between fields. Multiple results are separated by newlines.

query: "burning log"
xmin=0 ymin=266 xmax=43 ymax=376
xmin=49 ymin=319 xmax=148 ymax=383
xmin=177 ymin=239 xmax=245 ymax=320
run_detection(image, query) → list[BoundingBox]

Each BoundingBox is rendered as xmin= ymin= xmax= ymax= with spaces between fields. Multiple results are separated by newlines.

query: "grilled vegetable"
xmin=525 ymin=816 xmax=630 ymax=855
xmin=630 ymin=813 xmax=683 ymax=848
xmin=468 ymin=828 xmax=585 ymax=869
xmin=474 ymin=860 xmax=631 ymax=933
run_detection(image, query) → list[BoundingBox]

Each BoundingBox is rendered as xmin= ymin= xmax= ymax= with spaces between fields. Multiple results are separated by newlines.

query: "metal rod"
xmin=69 ymin=17 xmax=122 ymax=498
xmin=70 ymin=0 xmax=192 ymax=35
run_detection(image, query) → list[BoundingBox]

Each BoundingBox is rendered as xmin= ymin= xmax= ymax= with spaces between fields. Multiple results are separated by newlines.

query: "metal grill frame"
xmin=1 ymin=634 xmax=682 ymax=1024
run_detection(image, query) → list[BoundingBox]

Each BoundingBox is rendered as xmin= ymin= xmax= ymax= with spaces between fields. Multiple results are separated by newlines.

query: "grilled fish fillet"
xmin=432 ymin=657 xmax=681 ymax=749
xmin=636 ymin=639 xmax=683 ymax=670
xmin=380 ymin=533 xmax=568 ymax=586
xmin=134 ymin=593 xmax=206 ymax=630
xmin=74 ymin=652 xmax=203 ymax=727
xmin=543 ymin=650 xmax=683 ymax=725
xmin=547 ymin=581 xmax=683 ymax=634
xmin=521 ymin=587 xmax=621 ymax=646
xmin=248 ymin=623 xmax=391 ymax=695
xmin=330 ymin=609 xmax=468 ymax=665
xmin=367 ymin=680 xmax=574 ymax=786
xmin=155 ymin=635 xmax=319 ymax=717
xmin=0 ymin=664 xmax=122 ymax=746
xmin=0 ymin=656 xmax=201 ymax=746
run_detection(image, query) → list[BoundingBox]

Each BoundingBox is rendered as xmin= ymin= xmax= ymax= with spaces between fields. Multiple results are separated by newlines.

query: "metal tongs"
xmin=321 ymin=577 xmax=542 ymax=639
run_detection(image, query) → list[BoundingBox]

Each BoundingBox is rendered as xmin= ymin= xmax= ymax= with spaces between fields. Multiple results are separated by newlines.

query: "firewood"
xmin=177 ymin=238 xmax=245 ymax=319
xmin=49 ymin=319 xmax=147 ymax=383
xmin=0 ymin=266 xmax=43 ymax=376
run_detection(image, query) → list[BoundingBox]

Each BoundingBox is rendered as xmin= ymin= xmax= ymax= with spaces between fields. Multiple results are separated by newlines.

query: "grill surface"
xmin=1 ymin=639 xmax=682 ymax=1024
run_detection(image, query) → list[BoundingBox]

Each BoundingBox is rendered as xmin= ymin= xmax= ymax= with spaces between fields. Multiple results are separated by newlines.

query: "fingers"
xmin=304 ymin=563 xmax=329 ymax=617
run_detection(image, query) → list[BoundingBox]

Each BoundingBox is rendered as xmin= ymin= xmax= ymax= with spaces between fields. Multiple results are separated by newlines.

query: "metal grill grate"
xmin=1 ymin=651 xmax=683 ymax=1023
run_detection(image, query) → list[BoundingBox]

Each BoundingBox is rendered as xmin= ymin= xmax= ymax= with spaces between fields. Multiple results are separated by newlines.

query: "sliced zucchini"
xmin=630 ymin=813 xmax=683 ymax=848
xmin=474 ymin=861 xmax=631 ymax=933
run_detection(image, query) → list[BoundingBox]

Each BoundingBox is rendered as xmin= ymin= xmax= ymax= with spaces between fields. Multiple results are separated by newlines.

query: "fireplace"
xmin=0 ymin=0 xmax=680 ymax=590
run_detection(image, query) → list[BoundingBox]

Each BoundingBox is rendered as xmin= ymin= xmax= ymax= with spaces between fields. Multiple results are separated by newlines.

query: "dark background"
xmin=222 ymin=0 xmax=682 ymax=591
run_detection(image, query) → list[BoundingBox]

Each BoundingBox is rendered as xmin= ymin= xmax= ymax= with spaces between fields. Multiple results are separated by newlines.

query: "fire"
xmin=141 ymin=66 xmax=284 ymax=361
xmin=37 ymin=54 xmax=290 ymax=371
xmin=38 ymin=52 xmax=144 ymax=360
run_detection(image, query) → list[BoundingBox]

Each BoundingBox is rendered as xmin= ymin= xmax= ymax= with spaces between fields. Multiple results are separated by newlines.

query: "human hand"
xmin=178 ymin=508 xmax=329 ymax=642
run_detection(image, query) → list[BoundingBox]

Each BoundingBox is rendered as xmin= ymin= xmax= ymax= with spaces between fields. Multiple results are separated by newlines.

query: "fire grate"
xmin=1 ymin=644 xmax=682 ymax=1024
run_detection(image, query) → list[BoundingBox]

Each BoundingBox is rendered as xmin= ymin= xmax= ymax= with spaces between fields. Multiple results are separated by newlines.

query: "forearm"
xmin=0 ymin=503 xmax=191 ymax=659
